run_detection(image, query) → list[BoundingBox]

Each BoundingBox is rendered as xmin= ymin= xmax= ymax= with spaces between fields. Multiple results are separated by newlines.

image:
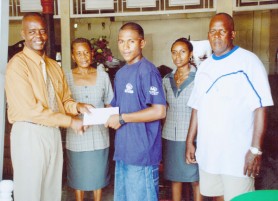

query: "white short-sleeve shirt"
xmin=188 ymin=46 xmax=274 ymax=177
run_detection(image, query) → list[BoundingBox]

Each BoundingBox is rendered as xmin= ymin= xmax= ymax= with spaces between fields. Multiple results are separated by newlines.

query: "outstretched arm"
xmin=244 ymin=107 xmax=267 ymax=177
xmin=185 ymin=109 xmax=198 ymax=164
xmin=76 ymin=102 xmax=94 ymax=114
xmin=105 ymin=104 xmax=166 ymax=130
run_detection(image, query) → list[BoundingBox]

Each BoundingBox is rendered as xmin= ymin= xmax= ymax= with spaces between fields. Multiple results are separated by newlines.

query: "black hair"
xmin=119 ymin=22 xmax=144 ymax=39
xmin=71 ymin=38 xmax=92 ymax=52
xmin=171 ymin=37 xmax=193 ymax=52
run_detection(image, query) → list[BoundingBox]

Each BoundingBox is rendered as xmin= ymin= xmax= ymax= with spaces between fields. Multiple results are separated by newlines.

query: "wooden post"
xmin=60 ymin=0 xmax=72 ymax=70
xmin=41 ymin=0 xmax=56 ymax=59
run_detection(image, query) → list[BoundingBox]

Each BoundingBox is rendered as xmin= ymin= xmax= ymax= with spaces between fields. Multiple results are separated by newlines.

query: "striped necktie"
xmin=41 ymin=60 xmax=59 ymax=112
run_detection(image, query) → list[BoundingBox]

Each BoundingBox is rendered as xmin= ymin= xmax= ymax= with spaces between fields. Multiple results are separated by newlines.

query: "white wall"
xmin=8 ymin=11 xmax=278 ymax=73
xmin=70 ymin=14 xmax=212 ymax=68
xmin=8 ymin=14 xmax=211 ymax=68
xmin=135 ymin=17 xmax=211 ymax=68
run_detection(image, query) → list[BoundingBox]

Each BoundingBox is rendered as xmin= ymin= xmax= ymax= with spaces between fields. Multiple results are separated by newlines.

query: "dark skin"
xmin=244 ymin=107 xmax=266 ymax=177
xmin=169 ymin=40 xmax=202 ymax=201
xmin=185 ymin=13 xmax=268 ymax=200
xmin=21 ymin=15 xmax=47 ymax=56
xmin=21 ymin=14 xmax=92 ymax=134
xmin=207 ymin=13 xmax=236 ymax=56
xmin=105 ymin=28 xmax=166 ymax=130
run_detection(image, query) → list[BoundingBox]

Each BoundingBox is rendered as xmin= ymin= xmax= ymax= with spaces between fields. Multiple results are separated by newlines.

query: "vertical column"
xmin=216 ymin=0 xmax=233 ymax=16
xmin=60 ymin=1 xmax=72 ymax=70
xmin=253 ymin=11 xmax=271 ymax=73
xmin=0 ymin=0 xmax=9 ymax=180
xmin=41 ymin=0 xmax=56 ymax=59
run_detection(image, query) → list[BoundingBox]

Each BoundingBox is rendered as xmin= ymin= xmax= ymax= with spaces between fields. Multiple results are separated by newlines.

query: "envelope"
xmin=83 ymin=107 xmax=119 ymax=125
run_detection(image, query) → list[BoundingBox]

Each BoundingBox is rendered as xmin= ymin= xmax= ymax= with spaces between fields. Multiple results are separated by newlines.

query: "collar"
xmin=167 ymin=66 xmax=196 ymax=97
xmin=168 ymin=65 xmax=196 ymax=79
xmin=212 ymin=46 xmax=239 ymax=60
xmin=23 ymin=46 xmax=45 ymax=65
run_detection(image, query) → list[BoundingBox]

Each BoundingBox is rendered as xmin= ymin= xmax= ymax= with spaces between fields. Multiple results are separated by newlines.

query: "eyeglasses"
xmin=208 ymin=29 xmax=227 ymax=36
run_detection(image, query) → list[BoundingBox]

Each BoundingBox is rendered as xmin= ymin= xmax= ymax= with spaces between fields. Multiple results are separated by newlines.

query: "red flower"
xmin=91 ymin=36 xmax=113 ymax=64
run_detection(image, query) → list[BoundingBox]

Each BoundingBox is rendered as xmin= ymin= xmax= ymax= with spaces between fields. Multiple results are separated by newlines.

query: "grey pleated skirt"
xmin=66 ymin=148 xmax=110 ymax=191
xmin=163 ymin=139 xmax=199 ymax=182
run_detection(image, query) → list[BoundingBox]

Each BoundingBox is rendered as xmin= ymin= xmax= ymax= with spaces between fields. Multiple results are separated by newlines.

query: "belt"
xmin=20 ymin=121 xmax=59 ymax=129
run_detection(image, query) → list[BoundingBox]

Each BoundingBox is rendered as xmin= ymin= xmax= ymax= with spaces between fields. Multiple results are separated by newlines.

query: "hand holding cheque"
xmin=72 ymin=103 xmax=94 ymax=135
xmin=83 ymin=107 xmax=119 ymax=126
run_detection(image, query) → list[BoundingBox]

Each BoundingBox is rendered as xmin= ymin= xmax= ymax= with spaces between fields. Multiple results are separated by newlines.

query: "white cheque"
xmin=83 ymin=107 xmax=119 ymax=125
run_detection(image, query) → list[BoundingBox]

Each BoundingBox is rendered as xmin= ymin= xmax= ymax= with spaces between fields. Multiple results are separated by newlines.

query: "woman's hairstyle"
xmin=119 ymin=22 xmax=144 ymax=39
xmin=71 ymin=37 xmax=92 ymax=52
xmin=171 ymin=37 xmax=193 ymax=52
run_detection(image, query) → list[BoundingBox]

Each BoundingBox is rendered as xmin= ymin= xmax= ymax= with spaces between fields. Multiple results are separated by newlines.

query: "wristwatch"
xmin=119 ymin=114 xmax=126 ymax=125
xmin=249 ymin=147 xmax=262 ymax=155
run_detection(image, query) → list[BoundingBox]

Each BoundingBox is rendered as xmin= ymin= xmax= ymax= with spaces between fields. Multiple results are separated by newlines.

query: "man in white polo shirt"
xmin=185 ymin=13 xmax=273 ymax=201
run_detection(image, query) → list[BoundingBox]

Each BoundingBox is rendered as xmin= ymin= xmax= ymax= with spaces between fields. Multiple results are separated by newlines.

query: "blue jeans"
xmin=114 ymin=160 xmax=159 ymax=201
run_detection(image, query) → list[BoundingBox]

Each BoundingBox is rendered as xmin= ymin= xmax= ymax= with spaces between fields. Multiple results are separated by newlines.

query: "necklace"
xmin=174 ymin=70 xmax=190 ymax=84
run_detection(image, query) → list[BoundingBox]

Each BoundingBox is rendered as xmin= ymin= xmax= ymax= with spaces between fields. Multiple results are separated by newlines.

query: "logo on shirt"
xmin=124 ymin=83 xmax=134 ymax=94
xmin=149 ymin=86 xmax=159 ymax=95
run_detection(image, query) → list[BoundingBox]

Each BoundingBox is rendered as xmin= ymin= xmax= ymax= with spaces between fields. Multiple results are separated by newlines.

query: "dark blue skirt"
xmin=163 ymin=139 xmax=199 ymax=182
xmin=66 ymin=148 xmax=110 ymax=191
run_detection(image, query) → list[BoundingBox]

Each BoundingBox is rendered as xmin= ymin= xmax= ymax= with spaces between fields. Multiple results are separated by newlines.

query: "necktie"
xmin=41 ymin=60 xmax=59 ymax=112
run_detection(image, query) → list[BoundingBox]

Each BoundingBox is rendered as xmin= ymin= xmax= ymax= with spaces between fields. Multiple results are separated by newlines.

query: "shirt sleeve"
xmin=246 ymin=54 xmax=274 ymax=110
xmin=103 ymin=72 xmax=114 ymax=105
xmin=162 ymin=77 xmax=167 ymax=98
xmin=187 ymin=70 xmax=202 ymax=110
xmin=110 ymin=75 xmax=117 ymax=107
xmin=5 ymin=58 xmax=73 ymax=127
xmin=140 ymin=68 xmax=166 ymax=106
